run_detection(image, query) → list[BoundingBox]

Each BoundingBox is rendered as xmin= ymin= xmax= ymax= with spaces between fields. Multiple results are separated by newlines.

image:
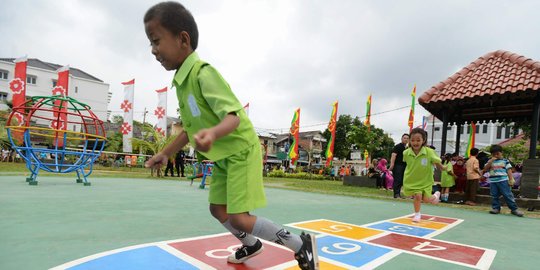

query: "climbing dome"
xmin=6 ymin=95 xmax=106 ymax=185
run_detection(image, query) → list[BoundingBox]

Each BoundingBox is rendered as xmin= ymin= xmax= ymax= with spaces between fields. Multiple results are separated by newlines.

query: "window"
xmin=447 ymin=126 xmax=452 ymax=131
xmin=496 ymin=126 xmax=503 ymax=139
xmin=52 ymin=80 xmax=57 ymax=87
xmin=0 ymin=69 xmax=8 ymax=80
xmin=75 ymin=86 xmax=78 ymax=93
xmin=475 ymin=124 xmax=480 ymax=134
xmin=27 ymin=75 xmax=37 ymax=85
xmin=459 ymin=126 xmax=464 ymax=134
xmin=483 ymin=124 xmax=488 ymax=134
xmin=505 ymin=126 xmax=511 ymax=139
xmin=0 ymin=92 xmax=8 ymax=102
xmin=466 ymin=125 xmax=470 ymax=134
xmin=434 ymin=127 xmax=440 ymax=131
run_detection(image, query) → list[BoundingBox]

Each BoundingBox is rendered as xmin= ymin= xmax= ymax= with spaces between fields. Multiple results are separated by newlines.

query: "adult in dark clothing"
xmin=164 ymin=157 xmax=174 ymax=177
xmin=175 ymin=150 xmax=186 ymax=177
xmin=389 ymin=133 xmax=409 ymax=198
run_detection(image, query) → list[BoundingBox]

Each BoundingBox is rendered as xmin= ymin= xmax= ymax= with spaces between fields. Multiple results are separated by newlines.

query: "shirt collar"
xmin=406 ymin=146 xmax=428 ymax=157
xmin=172 ymin=52 xmax=200 ymax=88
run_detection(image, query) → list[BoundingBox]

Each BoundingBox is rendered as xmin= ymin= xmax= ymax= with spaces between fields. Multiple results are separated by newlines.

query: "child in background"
xmin=453 ymin=157 xmax=467 ymax=193
xmin=483 ymin=145 xmax=524 ymax=217
xmin=377 ymin=158 xmax=393 ymax=190
xmin=402 ymin=128 xmax=443 ymax=223
xmin=143 ymin=2 xmax=318 ymax=269
xmin=440 ymin=153 xmax=456 ymax=203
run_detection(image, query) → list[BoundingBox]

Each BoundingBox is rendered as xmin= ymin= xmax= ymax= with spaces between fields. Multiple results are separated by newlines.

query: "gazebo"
xmin=419 ymin=50 xmax=540 ymax=201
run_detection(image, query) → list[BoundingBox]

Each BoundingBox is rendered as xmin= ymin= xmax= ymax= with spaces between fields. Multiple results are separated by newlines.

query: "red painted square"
xmin=169 ymin=234 xmax=294 ymax=269
xmin=369 ymin=233 xmax=485 ymax=266
xmin=405 ymin=214 xmax=459 ymax=224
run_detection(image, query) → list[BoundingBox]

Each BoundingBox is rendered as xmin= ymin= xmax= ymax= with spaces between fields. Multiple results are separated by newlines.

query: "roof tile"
xmin=419 ymin=50 xmax=540 ymax=104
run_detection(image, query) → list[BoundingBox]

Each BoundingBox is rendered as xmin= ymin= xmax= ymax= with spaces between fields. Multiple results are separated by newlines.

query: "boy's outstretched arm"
xmin=146 ymin=131 xmax=189 ymax=169
xmin=434 ymin=161 xmax=444 ymax=171
xmin=194 ymin=112 xmax=239 ymax=152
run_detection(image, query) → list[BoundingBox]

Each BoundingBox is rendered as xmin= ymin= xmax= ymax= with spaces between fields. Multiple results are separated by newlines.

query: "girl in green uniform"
xmin=402 ymin=128 xmax=444 ymax=222
xmin=440 ymin=153 xmax=456 ymax=202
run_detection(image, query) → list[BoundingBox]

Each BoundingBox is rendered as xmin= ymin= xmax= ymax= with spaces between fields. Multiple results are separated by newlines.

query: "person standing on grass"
xmin=440 ymin=153 xmax=456 ymax=203
xmin=465 ymin=148 xmax=482 ymax=206
xmin=389 ymin=133 xmax=409 ymax=198
xmin=143 ymin=2 xmax=318 ymax=269
xmin=483 ymin=145 xmax=524 ymax=217
xmin=402 ymin=128 xmax=442 ymax=223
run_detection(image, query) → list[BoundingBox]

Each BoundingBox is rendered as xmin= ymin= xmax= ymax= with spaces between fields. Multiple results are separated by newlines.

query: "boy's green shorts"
xmin=402 ymin=185 xmax=433 ymax=198
xmin=209 ymin=143 xmax=267 ymax=214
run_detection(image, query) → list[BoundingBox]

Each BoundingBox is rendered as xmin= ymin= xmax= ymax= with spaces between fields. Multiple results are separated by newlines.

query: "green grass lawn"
xmin=1 ymin=161 xmax=538 ymax=218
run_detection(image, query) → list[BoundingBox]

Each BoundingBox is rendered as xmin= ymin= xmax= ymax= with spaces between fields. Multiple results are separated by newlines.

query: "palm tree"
xmin=131 ymin=124 xmax=178 ymax=177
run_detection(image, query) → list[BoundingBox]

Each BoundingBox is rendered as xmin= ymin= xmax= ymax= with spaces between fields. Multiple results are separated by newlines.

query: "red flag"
xmin=52 ymin=66 xmax=69 ymax=147
xmin=407 ymin=84 xmax=416 ymax=132
xmin=325 ymin=101 xmax=339 ymax=167
xmin=9 ymin=56 xmax=27 ymax=143
xmin=288 ymin=108 xmax=300 ymax=165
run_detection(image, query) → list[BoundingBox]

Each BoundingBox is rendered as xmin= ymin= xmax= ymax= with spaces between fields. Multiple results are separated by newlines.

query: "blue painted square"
xmin=317 ymin=235 xmax=392 ymax=267
xmin=367 ymin=221 xmax=435 ymax=237
xmin=68 ymin=245 xmax=198 ymax=270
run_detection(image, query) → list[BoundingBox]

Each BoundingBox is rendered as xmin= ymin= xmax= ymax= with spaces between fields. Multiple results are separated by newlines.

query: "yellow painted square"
xmin=390 ymin=217 xmax=447 ymax=229
xmin=285 ymin=260 xmax=349 ymax=270
xmin=292 ymin=220 xmax=382 ymax=240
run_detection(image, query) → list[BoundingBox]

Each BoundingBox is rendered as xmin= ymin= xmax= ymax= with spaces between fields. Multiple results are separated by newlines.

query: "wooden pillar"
xmin=530 ymin=94 xmax=540 ymax=159
xmin=455 ymin=121 xmax=462 ymax=155
xmin=441 ymin=110 xmax=448 ymax=155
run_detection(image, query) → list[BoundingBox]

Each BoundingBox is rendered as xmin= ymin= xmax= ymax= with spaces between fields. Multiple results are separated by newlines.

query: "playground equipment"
xmin=6 ymin=95 xmax=106 ymax=186
xmin=187 ymin=160 xmax=213 ymax=189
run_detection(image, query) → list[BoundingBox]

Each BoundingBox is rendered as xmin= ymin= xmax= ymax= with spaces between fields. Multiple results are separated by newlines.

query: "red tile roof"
xmin=419 ymin=50 xmax=540 ymax=104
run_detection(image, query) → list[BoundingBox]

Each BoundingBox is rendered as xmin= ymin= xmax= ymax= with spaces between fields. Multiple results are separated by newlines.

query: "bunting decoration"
xmin=121 ymin=79 xmax=135 ymax=153
xmin=325 ymin=101 xmax=339 ymax=167
xmin=51 ymin=66 xmax=69 ymax=147
xmin=9 ymin=56 xmax=28 ymax=143
xmin=155 ymin=87 xmax=167 ymax=137
xmin=408 ymin=84 xmax=416 ymax=132
xmin=243 ymin=102 xmax=249 ymax=117
xmin=288 ymin=108 xmax=300 ymax=166
xmin=364 ymin=94 xmax=372 ymax=131
xmin=465 ymin=122 xmax=476 ymax=158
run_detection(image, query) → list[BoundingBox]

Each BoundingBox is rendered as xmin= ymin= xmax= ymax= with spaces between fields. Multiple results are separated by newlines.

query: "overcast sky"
xmin=2 ymin=0 xmax=540 ymax=142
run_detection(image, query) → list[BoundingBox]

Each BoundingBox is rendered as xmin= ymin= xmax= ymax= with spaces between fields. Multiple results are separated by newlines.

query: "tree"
xmin=323 ymin=114 xmax=355 ymax=160
xmin=348 ymin=118 xmax=394 ymax=159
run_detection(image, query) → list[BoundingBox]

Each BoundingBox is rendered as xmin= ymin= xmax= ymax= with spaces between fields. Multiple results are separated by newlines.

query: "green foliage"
xmin=131 ymin=125 xmax=177 ymax=155
xmin=104 ymin=131 xmax=123 ymax=152
xmin=323 ymin=114 xmax=395 ymax=160
xmin=267 ymin=169 xmax=329 ymax=180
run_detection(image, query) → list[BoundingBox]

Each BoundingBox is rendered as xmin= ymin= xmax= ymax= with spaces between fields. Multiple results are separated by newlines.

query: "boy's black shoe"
xmin=295 ymin=232 xmax=319 ymax=270
xmin=227 ymin=239 xmax=264 ymax=263
xmin=511 ymin=210 xmax=524 ymax=217
xmin=489 ymin=208 xmax=500 ymax=214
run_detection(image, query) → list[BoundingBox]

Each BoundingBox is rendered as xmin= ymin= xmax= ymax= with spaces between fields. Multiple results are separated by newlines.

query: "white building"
xmin=423 ymin=114 xmax=518 ymax=155
xmin=0 ymin=58 xmax=111 ymax=132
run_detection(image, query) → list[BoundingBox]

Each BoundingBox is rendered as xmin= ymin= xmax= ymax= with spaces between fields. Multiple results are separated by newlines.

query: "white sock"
xmin=252 ymin=217 xmax=303 ymax=253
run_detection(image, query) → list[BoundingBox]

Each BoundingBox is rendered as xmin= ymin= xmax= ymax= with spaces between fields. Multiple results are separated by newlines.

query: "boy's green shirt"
xmin=172 ymin=52 xmax=259 ymax=161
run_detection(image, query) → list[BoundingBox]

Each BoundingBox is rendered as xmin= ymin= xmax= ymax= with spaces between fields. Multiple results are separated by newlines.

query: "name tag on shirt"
xmin=188 ymin=94 xmax=201 ymax=117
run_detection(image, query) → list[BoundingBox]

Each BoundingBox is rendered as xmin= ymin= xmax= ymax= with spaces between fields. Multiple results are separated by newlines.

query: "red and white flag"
xmin=155 ymin=87 xmax=167 ymax=137
xmin=121 ymin=79 xmax=135 ymax=153
xmin=9 ymin=56 xmax=27 ymax=128
xmin=52 ymin=66 xmax=69 ymax=147
xmin=243 ymin=102 xmax=249 ymax=117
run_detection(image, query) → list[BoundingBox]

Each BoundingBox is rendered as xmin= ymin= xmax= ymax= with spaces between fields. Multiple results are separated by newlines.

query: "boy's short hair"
xmin=144 ymin=1 xmax=199 ymax=50
xmin=489 ymin=144 xmax=503 ymax=154
xmin=470 ymin=148 xmax=479 ymax=156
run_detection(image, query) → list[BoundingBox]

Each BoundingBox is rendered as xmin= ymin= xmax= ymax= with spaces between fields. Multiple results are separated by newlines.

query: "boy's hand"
xmin=193 ymin=129 xmax=216 ymax=152
xmin=145 ymin=153 xmax=168 ymax=169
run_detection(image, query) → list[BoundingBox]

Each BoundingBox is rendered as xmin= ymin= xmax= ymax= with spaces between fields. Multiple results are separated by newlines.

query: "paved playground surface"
xmin=0 ymin=176 xmax=538 ymax=269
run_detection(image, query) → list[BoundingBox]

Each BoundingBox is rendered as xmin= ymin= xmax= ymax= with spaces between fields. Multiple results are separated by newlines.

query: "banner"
xmin=288 ymin=108 xmax=300 ymax=166
xmin=121 ymin=79 xmax=135 ymax=153
xmin=408 ymin=84 xmax=416 ymax=132
xmin=465 ymin=122 xmax=476 ymax=158
xmin=364 ymin=149 xmax=369 ymax=168
xmin=364 ymin=94 xmax=372 ymax=131
xmin=155 ymin=87 xmax=167 ymax=136
xmin=9 ymin=56 xmax=27 ymax=143
xmin=243 ymin=102 xmax=249 ymax=117
xmin=325 ymin=101 xmax=338 ymax=167
xmin=51 ymin=66 xmax=69 ymax=147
